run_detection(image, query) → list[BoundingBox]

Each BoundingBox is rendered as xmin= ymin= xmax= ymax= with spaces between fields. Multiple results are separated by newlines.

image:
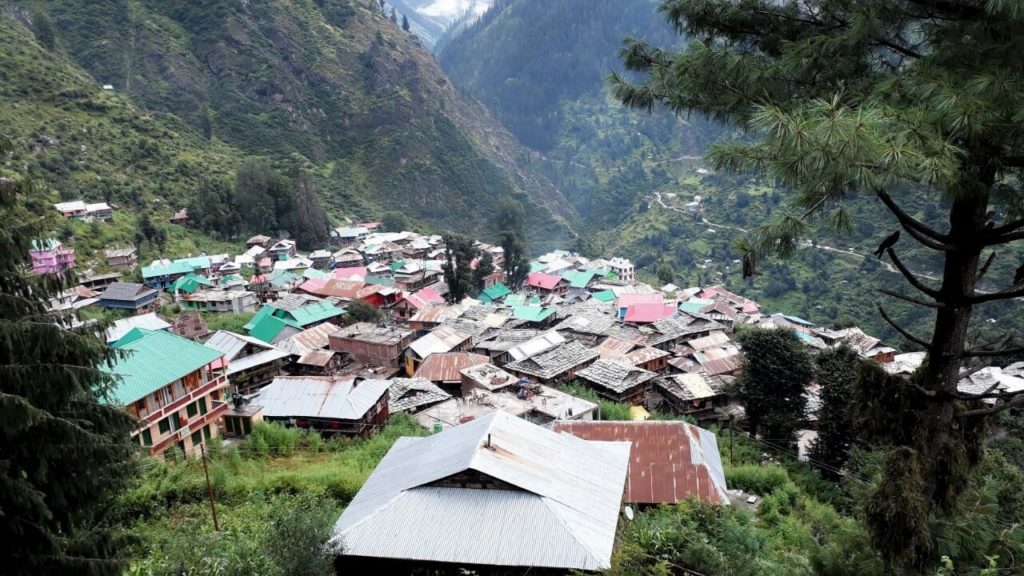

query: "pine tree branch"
xmin=988 ymin=230 xmax=1024 ymax=244
xmin=878 ymin=288 xmax=943 ymax=308
xmin=875 ymin=188 xmax=950 ymax=242
xmin=965 ymin=284 xmax=1024 ymax=304
xmin=976 ymin=251 xmax=996 ymax=281
xmin=886 ymin=248 xmax=943 ymax=300
xmin=960 ymin=391 xmax=1024 ymax=417
xmin=989 ymin=217 xmax=1024 ymax=236
xmin=877 ymin=303 xmax=931 ymax=349
xmin=962 ymin=344 xmax=1024 ymax=358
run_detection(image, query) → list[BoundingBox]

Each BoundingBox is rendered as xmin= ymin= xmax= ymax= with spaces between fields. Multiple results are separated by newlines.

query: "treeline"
xmin=187 ymin=160 xmax=330 ymax=249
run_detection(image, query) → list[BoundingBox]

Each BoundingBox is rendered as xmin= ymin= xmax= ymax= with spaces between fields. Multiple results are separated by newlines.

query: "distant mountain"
xmin=3 ymin=0 xmax=574 ymax=249
xmin=386 ymin=0 xmax=493 ymax=48
xmin=437 ymin=0 xmax=720 ymax=229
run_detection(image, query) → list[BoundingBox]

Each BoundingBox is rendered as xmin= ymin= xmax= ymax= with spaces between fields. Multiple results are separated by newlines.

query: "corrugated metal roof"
xmin=276 ymin=322 xmax=340 ymax=355
xmin=408 ymin=325 xmax=471 ymax=359
xmin=254 ymin=376 xmax=389 ymax=420
xmin=506 ymin=330 xmax=566 ymax=361
xmin=414 ymin=352 xmax=490 ymax=383
xmin=329 ymin=411 xmax=630 ymax=571
xmin=388 ymin=377 xmax=451 ymax=412
xmin=103 ymin=329 xmax=224 ymax=405
xmin=105 ymin=312 xmax=170 ymax=343
xmin=204 ymin=330 xmax=275 ymax=360
xmin=553 ymin=421 xmax=729 ymax=505
xmin=296 ymin=349 xmax=336 ymax=367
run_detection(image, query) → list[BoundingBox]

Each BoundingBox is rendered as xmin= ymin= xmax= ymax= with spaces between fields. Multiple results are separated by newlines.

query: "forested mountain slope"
xmin=3 ymin=0 xmax=573 ymax=249
xmin=437 ymin=0 xmax=719 ymax=229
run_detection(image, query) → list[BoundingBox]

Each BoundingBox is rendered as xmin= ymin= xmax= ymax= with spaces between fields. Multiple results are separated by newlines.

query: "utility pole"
xmin=729 ymin=416 xmax=734 ymax=466
xmin=200 ymin=443 xmax=220 ymax=531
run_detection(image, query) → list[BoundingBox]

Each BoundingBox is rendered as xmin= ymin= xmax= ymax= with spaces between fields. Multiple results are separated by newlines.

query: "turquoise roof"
xmin=592 ymin=290 xmax=616 ymax=302
xmin=512 ymin=305 xmax=555 ymax=323
xmin=482 ymin=283 xmax=510 ymax=301
xmin=249 ymin=315 xmax=292 ymax=343
xmin=174 ymin=256 xmax=211 ymax=269
xmin=784 ymin=315 xmax=816 ymax=327
xmin=302 ymin=268 xmax=330 ymax=280
xmin=285 ymin=300 xmax=344 ymax=326
xmin=529 ymin=261 xmax=547 ymax=273
xmin=560 ymin=270 xmax=597 ymax=289
xmin=505 ymin=294 xmax=527 ymax=306
xmin=142 ymin=260 xmax=195 ymax=279
xmin=365 ymin=274 xmax=396 ymax=287
xmin=170 ymin=273 xmax=213 ymax=294
xmin=103 ymin=329 xmax=223 ymax=405
xmin=244 ymin=306 xmax=274 ymax=331
xmin=30 ymin=238 xmax=60 ymax=251
xmin=268 ymin=270 xmax=300 ymax=288
xmin=679 ymin=301 xmax=706 ymax=315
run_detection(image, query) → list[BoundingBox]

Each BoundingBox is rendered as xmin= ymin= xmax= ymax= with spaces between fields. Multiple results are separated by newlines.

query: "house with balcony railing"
xmin=103 ymin=328 xmax=230 ymax=458
xmin=30 ymin=238 xmax=75 ymax=275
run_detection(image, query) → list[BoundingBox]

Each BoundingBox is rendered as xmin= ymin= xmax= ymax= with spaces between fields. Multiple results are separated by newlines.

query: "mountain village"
xmin=30 ymin=201 xmax=1024 ymax=573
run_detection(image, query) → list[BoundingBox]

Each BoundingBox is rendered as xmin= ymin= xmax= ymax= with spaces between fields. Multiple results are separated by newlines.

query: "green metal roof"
xmin=529 ymin=261 xmax=547 ymax=273
xmin=170 ymin=273 xmax=213 ymax=294
xmin=285 ymin=300 xmax=344 ymax=326
xmin=364 ymin=274 xmax=396 ymax=287
xmin=30 ymin=238 xmax=60 ymax=251
xmin=142 ymin=260 xmax=195 ymax=279
xmin=249 ymin=315 xmax=292 ymax=343
xmin=268 ymin=270 xmax=300 ymax=288
xmin=560 ymin=270 xmax=597 ymax=289
xmin=302 ymin=268 xmax=330 ymax=280
xmin=482 ymin=283 xmax=510 ymax=300
xmin=244 ymin=306 xmax=274 ymax=331
xmin=505 ymin=294 xmax=526 ymax=306
xmin=174 ymin=256 xmax=211 ymax=269
xmin=103 ymin=329 xmax=224 ymax=405
xmin=592 ymin=290 xmax=616 ymax=302
xmin=389 ymin=260 xmax=406 ymax=271
xmin=512 ymin=305 xmax=555 ymax=323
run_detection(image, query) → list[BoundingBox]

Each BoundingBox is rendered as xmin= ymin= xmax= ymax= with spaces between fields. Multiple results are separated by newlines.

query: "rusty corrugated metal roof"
xmin=414 ymin=352 xmax=490 ymax=383
xmin=553 ymin=420 xmax=729 ymax=505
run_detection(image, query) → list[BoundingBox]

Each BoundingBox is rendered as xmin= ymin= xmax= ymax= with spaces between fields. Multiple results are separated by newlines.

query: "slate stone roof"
xmin=388 ymin=378 xmax=452 ymax=413
xmin=505 ymin=341 xmax=599 ymax=381
xmin=576 ymin=359 xmax=657 ymax=394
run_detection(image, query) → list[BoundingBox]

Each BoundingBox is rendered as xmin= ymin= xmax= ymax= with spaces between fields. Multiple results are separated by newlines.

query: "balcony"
xmin=138 ymin=374 xmax=228 ymax=428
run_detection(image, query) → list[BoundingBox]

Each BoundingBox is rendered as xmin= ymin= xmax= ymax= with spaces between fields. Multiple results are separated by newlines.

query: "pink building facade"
xmin=30 ymin=239 xmax=75 ymax=275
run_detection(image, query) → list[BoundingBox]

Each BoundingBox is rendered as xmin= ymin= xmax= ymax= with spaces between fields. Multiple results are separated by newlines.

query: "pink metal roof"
xmin=553 ymin=421 xmax=729 ymax=505
xmin=414 ymin=352 xmax=490 ymax=383
xmin=624 ymin=303 xmax=676 ymax=323
xmin=526 ymin=272 xmax=565 ymax=290
xmin=334 ymin=266 xmax=367 ymax=280
xmin=298 ymin=278 xmax=327 ymax=293
xmin=404 ymin=286 xmax=445 ymax=310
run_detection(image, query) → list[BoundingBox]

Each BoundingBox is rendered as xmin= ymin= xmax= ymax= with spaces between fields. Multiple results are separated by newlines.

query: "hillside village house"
xmin=86 ymin=202 xmax=114 ymax=221
xmin=576 ymin=359 xmax=658 ymax=404
xmin=252 ymin=376 xmax=390 ymax=436
xmin=405 ymin=325 xmax=473 ymax=375
xmin=29 ymin=238 xmax=75 ymax=275
xmin=180 ymin=290 xmax=259 ymax=314
xmin=246 ymin=235 xmax=272 ymax=249
xmin=97 ymin=282 xmax=160 ymax=314
xmin=328 ymin=412 xmax=630 ymax=573
xmin=504 ymin=340 xmax=599 ymax=385
xmin=329 ymin=322 xmax=416 ymax=368
xmin=606 ymin=257 xmax=635 ymax=282
xmin=168 ymin=312 xmax=210 ymax=340
xmin=268 ymin=239 xmax=297 ymax=261
xmin=103 ymin=329 xmax=229 ymax=457
xmin=54 ymin=200 xmax=88 ymax=219
xmin=143 ymin=257 xmax=211 ymax=289
xmin=204 ymin=330 xmax=291 ymax=393
xmin=105 ymin=246 xmax=138 ymax=270
xmin=526 ymin=271 xmax=569 ymax=296
xmin=170 ymin=208 xmax=189 ymax=225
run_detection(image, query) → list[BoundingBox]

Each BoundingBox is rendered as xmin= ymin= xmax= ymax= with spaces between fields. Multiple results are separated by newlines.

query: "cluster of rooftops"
xmin=81 ymin=225 xmax=1024 ymax=572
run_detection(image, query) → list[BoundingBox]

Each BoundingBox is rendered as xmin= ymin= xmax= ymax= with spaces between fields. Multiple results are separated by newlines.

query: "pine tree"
xmin=473 ymin=250 xmax=495 ymax=290
xmin=289 ymin=168 xmax=329 ymax=249
xmin=0 ymin=138 xmax=137 ymax=575
xmin=389 ymin=8 xmax=397 ymax=23
xmin=401 ymin=14 xmax=410 ymax=32
xmin=494 ymin=198 xmax=529 ymax=291
xmin=441 ymin=234 xmax=477 ymax=303
xmin=614 ymin=0 xmax=1024 ymax=565
xmin=732 ymin=328 xmax=813 ymax=449
xmin=809 ymin=346 xmax=860 ymax=478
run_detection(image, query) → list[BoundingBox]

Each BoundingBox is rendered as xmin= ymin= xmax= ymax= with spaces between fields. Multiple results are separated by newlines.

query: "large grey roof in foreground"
xmin=328 ymin=411 xmax=630 ymax=571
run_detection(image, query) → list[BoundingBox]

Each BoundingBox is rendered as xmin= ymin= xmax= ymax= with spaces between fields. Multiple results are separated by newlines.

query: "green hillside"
xmin=2 ymin=0 xmax=575 ymax=258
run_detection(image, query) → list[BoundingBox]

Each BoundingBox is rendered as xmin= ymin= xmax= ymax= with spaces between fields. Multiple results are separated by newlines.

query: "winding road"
xmin=650 ymin=191 xmax=940 ymax=281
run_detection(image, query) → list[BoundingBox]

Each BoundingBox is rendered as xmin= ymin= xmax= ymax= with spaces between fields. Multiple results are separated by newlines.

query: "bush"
xmin=726 ymin=465 xmax=791 ymax=495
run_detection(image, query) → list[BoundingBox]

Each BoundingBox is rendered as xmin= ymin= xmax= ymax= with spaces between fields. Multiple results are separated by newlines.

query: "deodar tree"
xmin=613 ymin=0 xmax=1024 ymax=567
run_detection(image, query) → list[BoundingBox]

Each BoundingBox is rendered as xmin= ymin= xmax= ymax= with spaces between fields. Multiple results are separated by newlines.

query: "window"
xmin=199 ymin=398 xmax=208 ymax=415
xmin=191 ymin=430 xmax=202 ymax=447
xmin=171 ymin=412 xmax=181 ymax=431
xmin=158 ymin=418 xmax=170 ymax=434
xmin=141 ymin=428 xmax=153 ymax=446
xmin=159 ymin=387 xmax=173 ymax=407
xmin=203 ymin=425 xmax=212 ymax=441
xmin=172 ymin=380 xmax=186 ymax=399
xmin=187 ymin=402 xmax=197 ymax=418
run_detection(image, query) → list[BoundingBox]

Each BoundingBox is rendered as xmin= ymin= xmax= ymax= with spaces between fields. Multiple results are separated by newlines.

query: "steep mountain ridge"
xmin=4 ymin=0 xmax=574 ymax=248
xmin=437 ymin=0 xmax=719 ymax=229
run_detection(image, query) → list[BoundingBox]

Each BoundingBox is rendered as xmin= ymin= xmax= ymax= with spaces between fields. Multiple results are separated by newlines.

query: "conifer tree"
xmin=614 ymin=0 xmax=1024 ymax=565
xmin=494 ymin=198 xmax=529 ymax=291
xmin=809 ymin=346 xmax=860 ymax=478
xmin=0 ymin=138 xmax=137 ymax=575
xmin=732 ymin=328 xmax=813 ymax=449
xmin=473 ymin=250 xmax=495 ymax=290
xmin=401 ymin=14 xmax=410 ymax=32
xmin=442 ymin=234 xmax=478 ymax=302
